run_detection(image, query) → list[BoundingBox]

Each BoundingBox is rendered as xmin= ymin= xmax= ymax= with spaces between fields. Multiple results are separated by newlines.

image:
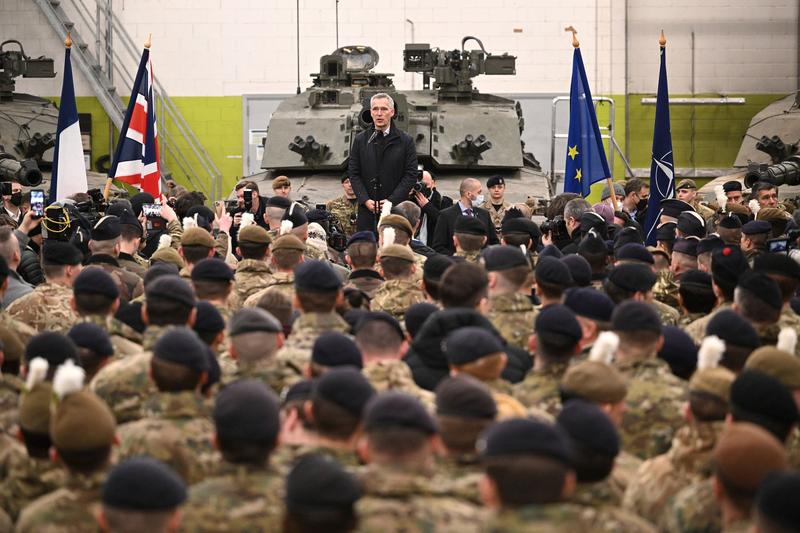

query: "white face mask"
xmin=474 ymin=194 xmax=485 ymax=205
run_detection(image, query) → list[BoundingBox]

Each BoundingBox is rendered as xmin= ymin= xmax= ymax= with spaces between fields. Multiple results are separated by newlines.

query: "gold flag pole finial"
xmin=565 ymin=26 xmax=579 ymax=48
xmin=65 ymin=32 xmax=72 ymax=49
xmin=659 ymin=29 xmax=666 ymax=48
xmin=144 ymin=33 xmax=152 ymax=49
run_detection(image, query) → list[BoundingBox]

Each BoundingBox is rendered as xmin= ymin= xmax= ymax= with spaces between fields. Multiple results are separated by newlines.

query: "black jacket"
xmin=404 ymin=308 xmax=532 ymax=391
xmin=431 ymin=203 xmax=500 ymax=255
xmin=17 ymin=247 xmax=44 ymax=286
xmin=348 ymin=124 xmax=418 ymax=231
xmin=413 ymin=188 xmax=452 ymax=245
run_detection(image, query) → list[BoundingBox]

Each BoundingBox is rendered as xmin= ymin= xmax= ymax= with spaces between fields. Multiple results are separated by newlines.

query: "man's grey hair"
xmin=394 ymin=201 xmax=421 ymax=230
xmin=563 ymin=198 xmax=592 ymax=222
xmin=459 ymin=178 xmax=480 ymax=197
xmin=370 ymin=92 xmax=395 ymax=110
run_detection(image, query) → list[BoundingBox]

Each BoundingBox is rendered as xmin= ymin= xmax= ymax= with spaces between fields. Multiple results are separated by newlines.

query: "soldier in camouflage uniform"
xmin=676 ymin=179 xmax=715 ymax=221
xmin=653 ymin=264 xmax=680 ymax=308
xmin=190 ymin=257 xmax=236 ymax=324
xmin=479 ymin=175 xmax=512 ymax=234
xmin=222 ymin=308 xmax=287 ymax=394
xmin=371 ymin=244 xmax=426 ymax=325
xmin=484 ymin=245 xmax=536 ymax=352
xmin=242 ymin=234 xmax=305 ymax=307
xmin=177 ymin=226 xmax=217 ymax=279
xmin=675 ymin=268 xmax=716 ymax=327
xmin=116 ymin=328 xmax=217 ymax=485
xmin=514 ymin=305 xmax=583 ymax=416
xmin=755 ymin=252 xmax=800 ymax=357
xmin=181 ymin=380 xmax=285 ymax=533
xmin=453 ymin=215 xmax=489 ymax=263
xmin=232 ymin=223 xmax=273 ymax=306
xmin=114 ymin=206 xmax=149 ymax=278
xmin=85 ymin=215 xmax=145 ymax=302
xmin=343 ymin=230 xmax=384 ymax=299
xmin=378 ymin=213 xmax=427 ymax=282
xmin=6 ymin=241 xmax=82 ymax=333
xmin=355 ymin=392 xmax=486 ymax=533
xmin=326 ymin=174 xmax=359 ymax=237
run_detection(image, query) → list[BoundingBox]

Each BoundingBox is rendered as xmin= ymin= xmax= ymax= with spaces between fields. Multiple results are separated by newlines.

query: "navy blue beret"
xmin=535 ymin=256 xmax=573 ymax=287
xmin=730 ymin=370 xmax=798 ymax=430
xmin=285 ymin=453 xmax=361 ymax=512
xmin=102 ymin=457 xmax=186 ymax=510
xmin=404 ymin=303 xmax=439 ymax=339
xmin=144 ymin=262 xmax=180 ymax=287
xmin=312 ymin=332 xmax=362 ymax=369
xmin=193 ymin=301 xmax=226 ymax=335
xmin=478 ymin=417 xmax=573 ymax=465
xmin=346 ymin=230 xmax=376 ymax=247
xmin=25 ymin=331 xmax=78 ymax=367
xmin=146 ymin=275 xmax=196 ymax=307
xmin=673 ymin=238 xmax=699 ymax=257
xmin=615 ymin=243 xmax=654 ymax=264
xmin=754 ymin=252 xmax=800 ymax=280
xmin=607 ymin=263 xmax=657 ymax=293
xmin=538 ymin=244 xmax=564 ymax=260
xmin=677 ymin=211 xmax=706 ymax=238
xmin=228 ymin=308 xmax=282 ymax=336
xmin=706 ymin=310 xmax=761 ymax=349
xmin=364 ymin=392 xmax=437 ymax=434
xmin=266 ymin=196 xmax=291 ymax=209
xmin=355 ymin=311 xmax=404 ymax=340
xmin=214 ymin=378 xmax=281 ymax=442
xmin=42 ymin=241 xmax=83 ymax=266
xmin=611 ymin=301 xmax=661 ymax=333
xmin=557 ymin=399 xmax=620 ymax=457
xmin=658 ymin=325 xmax=698 ymax=378
xmin=73 ymin=267 xmax=120 ymax=299
xmin=486 ymin=175 xmax=505 ymax=188
xmin=656 ymin=222 xmax=677 ymax=242
xmin=445 ymin=326 xmax=505 ymax=366
xmin=91 ymin=215 xmax=121 ymax=241
xmin=454 ymin=215 xmax=488 ymax=236
xmin=660 ymin=199 xmax=694 ymax=219
xmin=737 ymin=271 xmax=783 ymax=311
xmin=742 ymin=220 xmax=772 ymax=235
xmin=191 ymin=258 xmax=234 ymax=282
xmin=482 ymin=245 xmax=528 ymax=271
xmin=68 ymin=322 xmax=113 ymax=358
xmin=534 ymin=304 xmax=582 ymax=341
xmin=315 ymin=367 xmax=375 ymax=416
xmin=561 ymin=254 xmax=591 ymax=287
xmin=294 ymin=260 xmax=342 ymax=292
xmin=563 ymin=287 xmax=615 ymax=322
xmin=697 ymin=235 xmax=724 ymax=255
xmin=435 ymin=375 xmax=497 ymax=420
xmin=756 ymin=471 xmax=800 ymax=531
xmin=153 ymin=327 xmax=209 ymax=373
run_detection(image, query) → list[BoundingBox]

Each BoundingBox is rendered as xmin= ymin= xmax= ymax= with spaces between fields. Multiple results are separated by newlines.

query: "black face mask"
xmin=636 ymin=198 xmax=648 ymax=212
xmin=9 ymin=192 xmax=22 ymax=207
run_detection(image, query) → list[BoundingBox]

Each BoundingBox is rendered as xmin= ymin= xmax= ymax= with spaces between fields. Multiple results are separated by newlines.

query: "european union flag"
xmin=564 ymin=47 xmax=611 ymax=198
xmin=643 ymin=42 xmax=674 ymax=245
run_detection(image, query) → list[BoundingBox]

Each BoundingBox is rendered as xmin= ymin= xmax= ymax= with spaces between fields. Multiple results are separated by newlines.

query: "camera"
xmin=243 ymin=189 xmax=253 ymax=212
xmin=225 ymin=200 xmax=243 ymax=216
xmin=540 ymin=215 xmax=569 ymax=242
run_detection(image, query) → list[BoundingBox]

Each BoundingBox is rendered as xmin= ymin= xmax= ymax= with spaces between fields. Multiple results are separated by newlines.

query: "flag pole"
xmin=566 ymin=26 xmax=618 ymax=212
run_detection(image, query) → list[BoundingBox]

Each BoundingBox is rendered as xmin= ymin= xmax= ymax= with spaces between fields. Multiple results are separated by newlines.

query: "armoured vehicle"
xmin=253 ymin=37 xmax=551 ymax=205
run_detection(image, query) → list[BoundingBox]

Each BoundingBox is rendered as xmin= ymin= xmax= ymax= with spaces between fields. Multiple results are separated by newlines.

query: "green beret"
xmin=52 ymin=390 xmax=116 ymax=451
xmin=745 ymin=346 xmax=800 ymax=390
xmin=561 ymin=361 xmax=627 ymax=404
xmin=180 ymin=227 xmax=215 ymax=248
xmin=238 ymin=224 xmax=271 ymax=245
xmin=19 ymin=382 xmax=52 ymax=434
xmin=379 ymin=214 xmax=414 ymax=237
xmin=272 ymin=234 xmax=306 ymax=252
xmin=379 ymin=244 xmax=415 ymax=262
xmin=689 ymin=367 xmax=735 ymax=402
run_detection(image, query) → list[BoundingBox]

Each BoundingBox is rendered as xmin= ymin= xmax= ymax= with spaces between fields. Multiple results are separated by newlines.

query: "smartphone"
xmin=142 ymin=203 xmax=161 ymax=218
xmin=30 ymin=189 xmax=44 ymax=217
xmin=767 ymin=238 xmax=789 ymax=254
xmin=0 ymin=182 xmax=11 ymax=196
xmin=243 ymin=189 xmax=253 ymax=211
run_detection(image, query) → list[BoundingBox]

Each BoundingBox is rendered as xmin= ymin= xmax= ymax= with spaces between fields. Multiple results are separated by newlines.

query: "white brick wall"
xmin=3 ymin=0 xmax=796 ymax=98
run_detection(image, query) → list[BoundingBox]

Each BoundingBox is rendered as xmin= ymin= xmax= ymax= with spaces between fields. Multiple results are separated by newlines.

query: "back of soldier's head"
xmin=228 ymin=308 xmax=283 ymax=364
xmin=534 ymin=305 xmax=582 ymax=362
xmin=435 ymin=375 xmax=497 ymax=455
xmin=312 ymin=368 xmax=375 ymax=441
xmin=439 ymin=263 xmax=488 ymax=309
xmin=422 ymin=254 xmax=455 ymax=301
xmin=678 ymin=269 xmax=716 ymax=314
xmin=346 ymin=240 xmax=377 ymax=269
xmin=144 ymin=276 xmax=197 ymax=327
xmin=150 ymin=328 xmax=209 ymax=393
xmin=294 ymin=261 xmax=343 ymax=313
xmin=734 ymin=272 xmax=783 ymax=325
xmin=557 ymin=400 xmax=619 ymax=483
xmin=214 ymin=379 xmax=280 ymax=465
xmin=754 ymin=471 xmax=800 ymax=533
xmin=354 ymin=312 xmax=405 ymax=359
xmin=363 ymin=392 xmax=437 ymax=464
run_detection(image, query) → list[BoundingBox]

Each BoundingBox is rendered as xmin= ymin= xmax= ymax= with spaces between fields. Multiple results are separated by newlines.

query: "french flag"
xmin=108 ymin=45 xmax=160 ymax=196
xmin=50 ymin=37 xmax=88 ymax=203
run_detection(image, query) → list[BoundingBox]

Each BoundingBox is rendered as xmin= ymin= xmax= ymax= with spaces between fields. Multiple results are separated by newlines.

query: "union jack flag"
xmin=109 ymin=47 xmax=160 ymax=196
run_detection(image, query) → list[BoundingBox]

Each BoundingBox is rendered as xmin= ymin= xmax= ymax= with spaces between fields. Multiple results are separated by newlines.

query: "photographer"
xmin=229 ymin=180 xmax=269 ymax=253
xmin=409 ymin=170 xmax=452 ymax=246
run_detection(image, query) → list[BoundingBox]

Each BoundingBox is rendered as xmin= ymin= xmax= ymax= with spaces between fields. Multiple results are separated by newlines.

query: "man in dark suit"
xmin=432 ymin=178 xmax=499 ymax=255
xmin=348 ymin=93 xmax=418 ymax=233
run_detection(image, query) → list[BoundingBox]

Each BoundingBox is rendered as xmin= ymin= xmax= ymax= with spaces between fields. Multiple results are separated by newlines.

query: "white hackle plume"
xmin=589 ymin=331 xmax=619 ymax=365
xmin=52 ymin=360 xmax=85 ymax=400
xmin=157 ymin=234 xmax=172 ymax=250
xmin=182 ymin=215 xmax=198 ymax=230
xmin=778 ymin=327 xmax=798 ymax=354
xmin=25 ymin=357 xmax=49 ymax=391
xmin=697 ymin=335 xmax=725 ymax=370
xmin=382 ymin=226 xmax=396 ymax=248
xmin=379 ymin=200 xmax=393 ymax=223
xmin=240 ymin=212 xmax=255 ymax=228
xmin=280 ymin=220 xmax=294 ymax=236
xmin=714 ymin=185 xmax=727 ymax=212
xmin=748 ymin=199 xmax=761 ymax=217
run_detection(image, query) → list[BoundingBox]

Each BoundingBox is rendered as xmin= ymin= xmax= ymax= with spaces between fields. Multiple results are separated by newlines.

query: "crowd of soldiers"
xmin=0 ymin=169 xmax=798 ymax=532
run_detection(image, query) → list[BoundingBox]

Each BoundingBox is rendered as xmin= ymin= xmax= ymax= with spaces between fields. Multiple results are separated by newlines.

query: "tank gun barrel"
xmin=744 ymin=155 xmax=800 ymax=188
xmin=0 ymin=40 xmax=55 ymax=99
xmin=0 ymin=152 xmax=43 ymax=186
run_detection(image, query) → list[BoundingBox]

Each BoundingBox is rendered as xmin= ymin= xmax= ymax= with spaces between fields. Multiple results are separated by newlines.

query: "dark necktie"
xmin=465 ymin=208 xmax=473 ymax=216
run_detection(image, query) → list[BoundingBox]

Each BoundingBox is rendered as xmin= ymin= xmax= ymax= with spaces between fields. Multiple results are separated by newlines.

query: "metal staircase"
xmin=31 ymin=0 xmax=222 ymax=201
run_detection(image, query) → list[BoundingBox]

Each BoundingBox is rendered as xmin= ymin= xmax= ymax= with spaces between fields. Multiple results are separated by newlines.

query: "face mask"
xmin=474 ymin=194 xmax=485 ymax=205
xmin=9 ymin=193 xmax=21 ymax=207
xmin=636 ymin=198 xmax=648 ymax=211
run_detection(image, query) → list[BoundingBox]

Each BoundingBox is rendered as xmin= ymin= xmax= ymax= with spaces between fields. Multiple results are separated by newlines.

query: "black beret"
xmin=405 ymin=303 xmax=438 ymax=339
xmin=423 ymin=254 xmax=455 ymax=281
xmin=730 ymin=370 xmax=799 ymax=431
xmin=578 ymin=234 xmax=607 ymax=255
xmin=697 ymin=235 xmax=724 ymax=255
xmin=342 ymin=308 xmax=368 ymax=335
xmin=560 ymin=254 xmax=591 ymax=287
xmin=680 ymin=269 xmax=712 ymax=289
xmin=557 ymin=399 xmax=620 ymax=457
xmin=435 ymin=375 xmax=497 ymax=420
xmin=191 ymin=258 xmax=234 ymax=282
xmin=754 ymin=253 xmax=800 ymax=280
xmin=501 ymin=217 xmax=540 ymax=239
xmin=146 ymin=275 xmax=196 ymax=307
xmin=658 ymin=326 xmax=698 ymax=378
xmin=294 ymin=260 xmax=342 ymax=292
xmin=661 ymin=199 xmax=694 ymax=219
xmin=486 ymin=175 xmax=505 ymax=188
xmin=285 ymin=454 xmax=361 ymax=513
xmin=102 ymin=457 xmax=186 ymax=510
xmin=91 ymin=215 xmax=121 ymax=241
xmin=266 ymin=196 xmax=291 ymax=209
xmin=42 ymin=241 xmax=83 ymax=266
xmin=481 ymin=245 xmax=529 ymax=271
xmin=312 ymin=332 xmax=362 ymax=369
xmin=742 ymin=220 xmax=772 ymax=235
xmin=228 ymin=308 xmax=282 ymax=336
xmin=68 ymin=322 xmax=113 ymax=358
xmin=613 ymin=226 xmax=644 ymax=249
xmin=737 ymin=271 xmax=783 ymax=311
xmin=346 ymin=230 xmax=376 ymax=247
xmin=153 ymin=327 xmax=209 ymax=373
xmin=718 ymin=213 xmax=743 ymax=229
xmin=673 ymin=238 xmax=699 ymax=257
xmin=281 ymin=379 xmax=315 ymax=405
xmin=186 ymin=205 xmax=215 ymax=230
xmin=315 ymin=367 xmax=375 ymax=416
xmin=756 ymin=471 xmax=800 ymax=531
xmin=130 ymin=192 xmax=155 ymax=217
xmin=73 ymin=267 xmax=120 ymax=299
xmin=454 ymin=215 xmax=487 ymax=236
xmin=563 ymin=288 xmax=615 ymax=322
xmin=706 ymin=310 xmax=761 ymax=349
xmin=615 ymin=243 xmax=654 ymax=264
xmin=282 ymin=203 xmax=308 ymax=227
xmin=478 ymin=418 xmax=573 ymax=465
xmin=723 ymin=181 xmax=742 ymax=193
xmin=535 ymin=256 xmax=573 ymax=287
xmin=677 ymin=211 xmax=706 ymax=238
xmin=711 ymin=246 xmax=749 ymax=295
xmin=193 ymin=301 xmax=226 ymax=335
xmin=607 ymin=263 xmax=657 ymax=293
xmin=538 ymin=244 xmax=564 ymax=259
xmin=144 ymin=262 xmax=180 ymax=287
xmin=25 ymin=331 xmax=78 ymax=367
xmin=611 ymin=301 xmax=661 ymax=333
xmin=107 ymin=202 xmax=142 ymax=229
xmin=203 ymin=344 xmax=221 ymax=391
xmin=364 ymin=392 xmax=437 ymax=434
xmin=444 ymin=326 xmax=505 ymax=366
xmin=534 ymin=304 xmax=582 ymax=341
xmin=0 ymin=255 xmax=8 ymax=280
xmin=656 ymin=222 xmax=677 ymax=242
xmin=355 ymin=311 xmax=404 ymax=340
xmin=214 ymin=378 xmax=280 ymax=442
xmin=305 ymin=209 xmax=328 ymax=224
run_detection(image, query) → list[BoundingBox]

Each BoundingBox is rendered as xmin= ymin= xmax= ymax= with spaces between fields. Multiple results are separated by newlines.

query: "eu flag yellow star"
xmin=568 ymin=145 xmax=579 ymax=160
xmin=574 ymin=168 xmax=582 ymax=182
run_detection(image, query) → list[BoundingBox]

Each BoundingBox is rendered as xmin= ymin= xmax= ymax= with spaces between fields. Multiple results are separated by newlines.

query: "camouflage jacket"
xmin=233 ymin=259 xmax=273 ymax=307
xmin=658 ymin=478 xmax=720 ymax=533
xmin=85 ymin=256 xmax=144 ymax=302
xmin=623 ymin=421 xmax=724 ymax=524
xmin=271 ymin=442 xmax=361 ymax=476
xmin=79 ymin=314 xmax=143 ymax=357
xmin=512 ymin=361 xmax=570 ymax=416
xmin=370 ymin=279 xmax=426 ymax=325
xmin=684 ymin=303 xmax=733 ymax=344
xmin=616 ymin=357 xmax=688 ymax=459
xmin=6 ymin=282 xmax=78 ymax=333
xmin=345 ymin=269 xmax=385 ymax=299
xmin=363 ymin=359 xmax=435 ymax=409
xmin=653 ymin=299 xmax=680 ymax=326
xmin=355 ymin=464 xmax=487 ymax=533
xmin=0 ymin=453 xmax=66 ymax=521
xmin=326 ymin=194 xmax=358 ymax=236
xmin=117 ymin=252 xmax=148 ymax=278
xmin=0 ymin=312 xmax=36 ymax=346
xmin=653 ymin=269 xmax=680 ymax=309
xmin=0 ymin=375 xmax=21 ymax=432
xmin=181 ymin=463 xmax=284 ymax=533
xmin=571 ymin=478 xmax=624 ymax=508
xmin=486 ymin=502 xmax=656 ymax=532
xmin=242 ymin=271 xmax=295 ymax=307
xmin=778 ymin=307 xmax=800 ymax=357
xmin=678 ymin=311 xmax=706 ymax=328
xmin=478 ymin=199 xmax=511 ymax=233
xmin=434 ymin=455 xmax=482 ymax=504
xmin=224 ymin=357 xmax=289 ymax=395
xmin=454 ymin=249 xmax=482 ymax=264
xmin=487 ymin=292 xmax=536 ymax=351
xmin=15 ymin=469 xmax=106 ymax=533
xmin=275 ymin=312 xmax=351 ymax=378
xmin=611 ymin=450 xmax=642 ymax=494
xmin=117 ymin=390 xmax=218 ymax=485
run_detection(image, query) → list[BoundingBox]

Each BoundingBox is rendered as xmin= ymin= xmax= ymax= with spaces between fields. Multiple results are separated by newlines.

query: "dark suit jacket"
xmin=431 ymin=203 xmax=499 ymax=255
